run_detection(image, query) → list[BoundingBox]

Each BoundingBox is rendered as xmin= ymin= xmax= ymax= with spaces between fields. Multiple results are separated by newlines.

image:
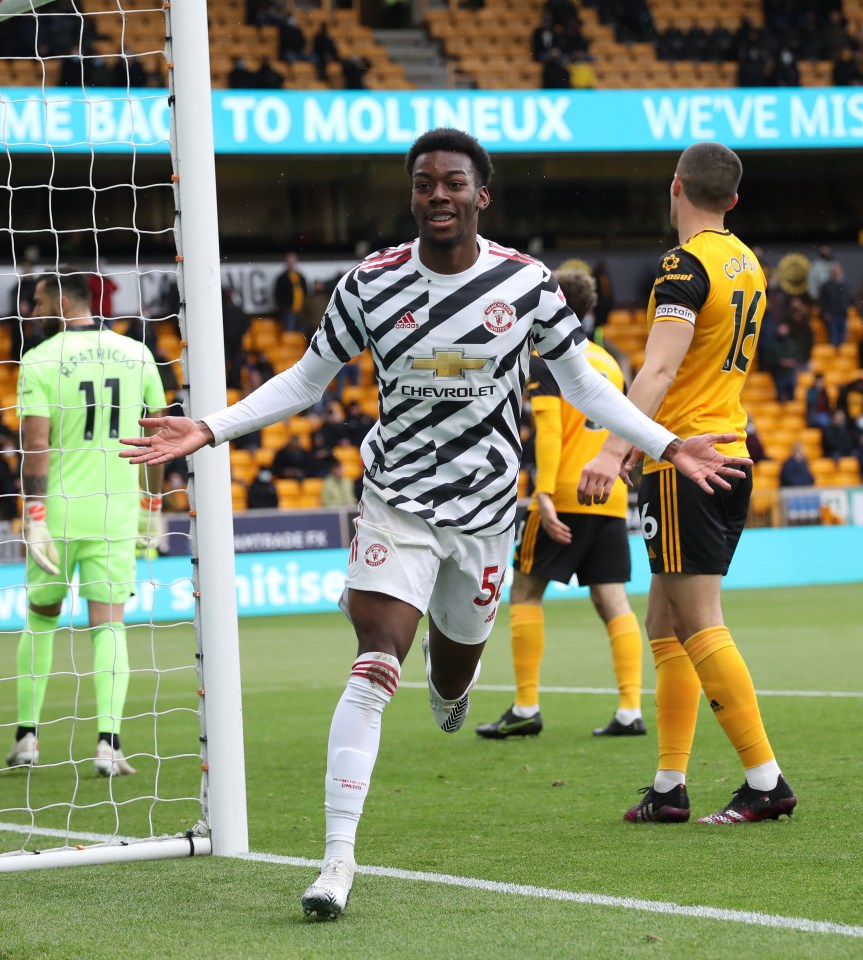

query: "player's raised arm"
xmin=121 ymin=416 xmax=214 ymax=465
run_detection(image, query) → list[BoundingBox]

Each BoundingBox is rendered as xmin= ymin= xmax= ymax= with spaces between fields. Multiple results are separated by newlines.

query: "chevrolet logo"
xmin=409 ymin=349 xmax=490 ymax=379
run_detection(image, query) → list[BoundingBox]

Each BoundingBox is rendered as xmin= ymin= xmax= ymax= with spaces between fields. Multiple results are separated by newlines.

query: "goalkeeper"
xmin=8 ymin=271 xmax=166 ymax=777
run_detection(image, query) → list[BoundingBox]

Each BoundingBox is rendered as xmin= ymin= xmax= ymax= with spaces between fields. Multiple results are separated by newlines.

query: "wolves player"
xmin=477 ymin=266 xmax=646 ymax=742
xmin=578 ymin=142 xmax=796 ymax=825
xmin=9 ymin=271 xmax=165 ymax=777
xmin=122 ymin=129 xmax=751 ymax=917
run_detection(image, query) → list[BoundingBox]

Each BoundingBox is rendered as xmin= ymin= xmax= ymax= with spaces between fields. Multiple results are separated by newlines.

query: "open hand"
xmin=665 ymin=434 xmax=752 ymax=494
xmin=120 ymin=417 xmax=214 ymax=466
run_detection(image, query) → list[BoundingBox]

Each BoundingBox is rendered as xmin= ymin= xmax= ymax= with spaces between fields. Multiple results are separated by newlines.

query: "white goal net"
xmin=0 ymin=0 xmax=245 ymax=870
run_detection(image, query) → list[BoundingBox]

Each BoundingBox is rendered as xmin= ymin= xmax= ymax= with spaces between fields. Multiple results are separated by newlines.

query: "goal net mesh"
xmin=0 ymin=0 xmax=206 ymax=863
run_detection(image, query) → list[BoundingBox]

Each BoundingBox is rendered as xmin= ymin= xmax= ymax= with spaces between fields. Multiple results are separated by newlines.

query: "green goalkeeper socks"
xmin=16 ymin=609 xmax=59 ymax=728
xmin=92 ymin=623 xmax=130 ymax=737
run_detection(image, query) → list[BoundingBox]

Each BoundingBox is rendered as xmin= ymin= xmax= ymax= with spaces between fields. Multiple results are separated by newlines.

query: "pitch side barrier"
xmin=0 ymin=523 xmax=859 ymax=629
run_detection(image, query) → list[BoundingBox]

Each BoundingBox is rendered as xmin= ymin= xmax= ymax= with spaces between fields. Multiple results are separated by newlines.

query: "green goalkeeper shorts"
xmin=26 ymin=536 xmax=137 ymax=607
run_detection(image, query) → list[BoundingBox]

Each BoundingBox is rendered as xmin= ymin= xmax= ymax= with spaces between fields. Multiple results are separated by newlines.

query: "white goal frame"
xmin=0 ymin=0 xmax=248 ymax=870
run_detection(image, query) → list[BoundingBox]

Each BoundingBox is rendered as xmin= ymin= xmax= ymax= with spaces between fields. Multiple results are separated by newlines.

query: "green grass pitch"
xmin=1 ymin=583 xmax=861 ymax=959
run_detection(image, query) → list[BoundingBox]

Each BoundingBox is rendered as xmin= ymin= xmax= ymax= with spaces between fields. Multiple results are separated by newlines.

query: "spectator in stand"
xmin=278 ymin=14 xmax=309 ymax=62
xmin=247 ymin=468 xmax=279 ymax=509
xmin=806 ymin=372 xmax=833 ymax=429
xmin=272 ymin=434 xmax=313 ymax=481
xmin=819 ymin=262 xmax=850 ymax=348
xmin=783 ymin=295 xmax=813 ymax=369
xmin=532 ymin=13 xmax=557 ymax=62
xmin=320 ymin=458 xmax=357 ymax=508
xmin=744 ymin=416 xmax=769 ymax=464
xmin=344 ymin=399 xmax=374 ymax=447
xmin=228 ymin=58 xmax=257 ymax=89
xmin=612 ymin=0 xmax=655 ymax=43
xmin=832 ymin=46 xmax=863 ymax=85
xmin=253 ymin=58 xmax=284 ymax=89
xmin=317 ymin=401 xmax=349 ymax=449
xmin=544 ymin=0 xmax=579 ymax=29
xmin=780 ymin=442 xmax=814 ymax=488
xmin=762 ymin=321 xmax=805 ymax=403
xmin=119 ymin=47 xmax=154 ymax=88
xmin=273 ymin=252 xmax=308 ymax=333
xmin=0 ymin=433 xmax=18 ymax=522
xmin=299 ymin=279 xmax=330 ymax=341
xmin=569 ymin=51 xmax=597 ymax=89
xmin=558 ymin=18 xmax=591 ymax=59
xmin=821 ymin=409 xmax=857 ymax=462
xmin=837 ymin=376 xmax=863 ymax=434
xmin=89 ymin=269 xmax=117 ymax=322
xmin=239 ymin=350 xmax=275 ymax=393
xmin=820 ymin=10 xmax=854 ymax=63
xmin=5 ymin=258 xmax=41 ymax=360
xmin=381 ymin=0 xmax=411 ymax=30
xmin=541 ymin=48 xmax=572 ymax=88
xmin=308 ymin=430 xmax=335 ymax=478
xmin=770 ymin=47 xmax=800 ymax=86
xmin=222 ymin=287 xmax=250 ymax=389
xmin=342 ymin=55 xmax=370 ymax=90
xmin=312 ymin=23 xmax=339 ymax=82
xmin=807 ymin=245 xmax=835 ymax=302
xmin=737 ymin=45 xmax=771 ymax=86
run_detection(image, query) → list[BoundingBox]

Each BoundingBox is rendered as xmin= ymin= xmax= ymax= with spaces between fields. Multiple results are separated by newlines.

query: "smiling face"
xmin=410 ymin=150 xmax=490 ymax=268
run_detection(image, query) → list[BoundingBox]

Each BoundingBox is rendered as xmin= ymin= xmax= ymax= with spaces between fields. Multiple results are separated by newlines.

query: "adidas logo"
xmin=709 ymin=698 xmax=724 ymax=713
xmin=395 ymin=311 xmax=419 ymax=329
xmin=647 ymin=545 xmax=656 ymax=559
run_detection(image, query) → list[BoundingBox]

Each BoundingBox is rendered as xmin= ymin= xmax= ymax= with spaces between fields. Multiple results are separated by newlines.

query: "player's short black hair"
xmin=676 ymin=142 xmax=742 ymax=213
xmin=37 ymin=269 xmax=91 ymax=307
xmin=405 ymin=128 xmax=494 ymax=187
xmin=554 ymin=268 xmax=597 ymax=318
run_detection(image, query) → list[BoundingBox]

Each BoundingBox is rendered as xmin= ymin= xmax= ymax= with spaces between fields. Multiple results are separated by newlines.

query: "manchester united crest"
xmin=364 ymin=543 xmax=388 ymax=566
xmin=483 ymin=300 xmax=515 ymax=334
xmin=662 ymin=253 xmax=680 ymax=272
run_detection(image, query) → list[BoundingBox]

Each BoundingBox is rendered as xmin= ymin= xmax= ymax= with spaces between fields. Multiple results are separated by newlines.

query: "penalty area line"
xmin=1 ymin=821 xmax=860 ymax=939
xmin=239 ymin=850 xmax=863 ymax=939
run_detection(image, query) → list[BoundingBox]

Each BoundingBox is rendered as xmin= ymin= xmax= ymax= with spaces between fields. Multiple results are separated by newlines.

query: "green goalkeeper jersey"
xmin=18 ymin=326 xmax=167 ymax=540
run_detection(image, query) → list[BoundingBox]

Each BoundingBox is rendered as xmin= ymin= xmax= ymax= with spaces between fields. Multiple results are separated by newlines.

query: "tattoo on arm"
xmin=23 ymin=474 xmax=48 ymax=497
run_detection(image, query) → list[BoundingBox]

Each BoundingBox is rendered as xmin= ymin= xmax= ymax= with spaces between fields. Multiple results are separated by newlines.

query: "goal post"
xmin=169 ymin=0 xmax=249 ymax=858
xmin=0 ymin=0 xmax=247 ymax=869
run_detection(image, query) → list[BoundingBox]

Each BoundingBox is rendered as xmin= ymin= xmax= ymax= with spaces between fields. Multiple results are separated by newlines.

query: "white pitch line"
xmin=400 ymin=682 xmax=863 ymax=698
xmin=0 ymin=821 xmax=860 ymax=940
xmin=245 ymin=851 xmax=862 ymax=939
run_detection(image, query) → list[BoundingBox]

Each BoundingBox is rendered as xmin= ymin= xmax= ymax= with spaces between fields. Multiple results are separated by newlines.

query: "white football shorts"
xmin=341 ymin=489 xmax=514 ymax=645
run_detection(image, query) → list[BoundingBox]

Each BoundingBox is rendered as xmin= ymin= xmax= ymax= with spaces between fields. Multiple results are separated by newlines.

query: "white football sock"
xmin=512 ymin=704 xmax=539 ymax=718
xmin=745 ymin=759 xmax=781 ymax=792
xmin=653 ymin=769 xmax=686 ymax=793
xmin=324 ymin=652 xmax=400 ymax=851
xmin=615 ymin=707 xmax=642 ymax=725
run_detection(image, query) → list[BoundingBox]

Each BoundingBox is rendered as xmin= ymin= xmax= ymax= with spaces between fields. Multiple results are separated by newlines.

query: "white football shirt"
xmin=309 ymin=236 xmax=587 ymax=536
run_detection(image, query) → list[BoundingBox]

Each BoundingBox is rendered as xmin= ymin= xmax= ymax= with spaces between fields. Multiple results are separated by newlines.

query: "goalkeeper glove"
xmin=137 ymin=494 xmax=165 ymax=552
xmin=23 ymin=502 xmax=60 ymax=575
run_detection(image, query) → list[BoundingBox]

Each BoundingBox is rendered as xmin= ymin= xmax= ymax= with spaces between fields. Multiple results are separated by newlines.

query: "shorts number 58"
xmin=473 ymin=565 xmax=505 ymax=607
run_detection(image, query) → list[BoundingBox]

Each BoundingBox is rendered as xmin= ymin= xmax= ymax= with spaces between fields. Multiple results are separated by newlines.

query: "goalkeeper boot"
xmin=623 ymin=783 xmax=690 ymax=823
xmin=7 ymin=731 xmax=39 ymax=767
xmin=422 ymin=632 xmax=480 ymax=733
xmin=301 ymin=856 xmax=355 ymax=920
xmin=696 ymin=776 xmax=797 ymax=824
xmin=94 ymin=740 xmax=137 ymax=777
xmin=592 ymin=715 xmax=647 ymax=737
xmin=476 ymin=706 xmax=543 ymax=739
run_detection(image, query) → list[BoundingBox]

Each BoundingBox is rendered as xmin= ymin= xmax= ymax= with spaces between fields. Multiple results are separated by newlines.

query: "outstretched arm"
xmin=120 ymin=350 xmax=344 ymax=465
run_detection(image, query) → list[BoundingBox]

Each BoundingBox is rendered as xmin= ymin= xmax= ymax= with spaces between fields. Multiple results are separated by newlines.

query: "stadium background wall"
xmin=0 ymin=525 xmax=860 ymax=630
